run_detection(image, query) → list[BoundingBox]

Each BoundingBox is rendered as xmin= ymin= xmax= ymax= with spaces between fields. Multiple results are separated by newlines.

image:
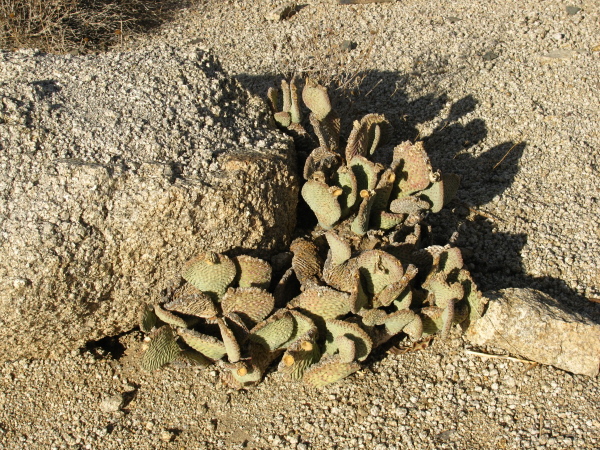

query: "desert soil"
xmin=1 ymin=0 xmax=599 ymax=449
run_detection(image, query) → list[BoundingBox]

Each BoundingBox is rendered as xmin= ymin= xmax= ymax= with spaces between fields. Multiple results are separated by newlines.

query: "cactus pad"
xmin=310 ymin=111 xmax=340 ymax=152
xmin=332 ymin=165 xmax=358 ymax=216
xmin=232 ymin=255 xmax=272 ymax=290
xmin=290 ymin=238 xmax=323 ymax=287
xmin=350 ymin=155 xmax=382 ymax=193
xmin=324 ymin=231 xmax=352 ymax=267
xmin=393 ymin=141 xmax=435 ymax=196
xmin=278 ymin=329 xmax=321 ymax=380
xmin=182 ymin=252 xmax=236 ymax=300
xmin=178 ymin=329 xmax=227 ymax=361
xmin=351 ymin=189 xmax=376 ymax=236
xmin=325 ymin=319 xmax=373 ymax=361
xmin=302 ymin=79 xmax=332 ymax=121
xmin=139 ymin=303 xmax=158 ymax=333
xmin=221 ymin=287 xmax=275 ymax=326
xmin=357 ymin=250 xmax=404 ymax=296
xmin=289 ymin=286 xmax=353 ymax=320
xmin=154 ymin=304 xmax=190 ymax=328
xmin=164 ymin=284 xmax=218 ymax=318
xmin=249 ymin=310 xmax=295 ymax=351
xmin=302 ymin=355 xmax=361 ymax=388
xmin=142 ymin=326 xmax=181 ymax=371
xmin=301 ymin=179 xmax=343 ymax=230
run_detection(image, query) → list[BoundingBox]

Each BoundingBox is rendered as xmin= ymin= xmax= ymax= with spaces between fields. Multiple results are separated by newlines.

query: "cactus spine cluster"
xmin=138 ymin=79 xmax=487 ymax=388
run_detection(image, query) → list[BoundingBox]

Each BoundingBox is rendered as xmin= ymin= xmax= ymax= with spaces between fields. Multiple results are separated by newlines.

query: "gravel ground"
xmin=1 ymin=0 xmax=599 ymax=448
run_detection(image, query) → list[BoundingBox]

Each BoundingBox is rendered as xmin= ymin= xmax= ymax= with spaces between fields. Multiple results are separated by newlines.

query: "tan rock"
xmin=467 ymin=288 xmax=600 ymax=377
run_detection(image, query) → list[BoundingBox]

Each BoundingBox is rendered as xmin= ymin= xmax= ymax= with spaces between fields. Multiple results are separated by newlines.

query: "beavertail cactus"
xmin=137 ymin=78 xmax=487 ymax=389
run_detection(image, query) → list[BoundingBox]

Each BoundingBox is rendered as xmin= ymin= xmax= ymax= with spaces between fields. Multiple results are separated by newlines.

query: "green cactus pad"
xmin=223 ymin=312 xmax=250 ymax=342
xmin=139 ymin=303 xmax=158 ymax=333
xmin=302 ymin=355 xmax=361 ymax=388
xmin=310 ymin=111 xmax=340 ymax=152
xmin=389 ymin=197 xmax=431 ymax=215
xmin=392 ymin=141 xmax=435 ymax=197
xmin=325 ymin=319 xmax=373 ymax=361
xmin=221 ymin=287 xmax=275 ymax=326
xmin=273 ymin=111 xmax=292 ymax=127
xmin=439 ymin=247 xmax=464 ymax=274
xmin=325 ymin=231 xmax=352 ymax=267
xmin=384 ymin=309 xmax=418 ymax=335
xmin=141 ymin=326 xmax=181 ymax=371
xmin=420 ymin=306 xmax=444 ymax=336
xmin=301 ymin=178 xmax=343 ymax=230
xmin=302 ymin=79 xmax=332 ymax=121
xmin=361 ymin=308 xmax=388 ymax=327
xmin=217 ymin=317 xmax=242 ymax=363
xmin=154 ymin=304 xmax=190 ymax=328
xmin=182 ymin=252 xmax=236 ymax=300
xmin=403 ymin=314 xmax=424 ymax=341
xmin=281 ymin=310 xmax=319 ymax=349
xmin=290 ymin=237 xmax=323 ymax=287
xmin=361 ymin=114 xmax=392 ymax=155
xmin=374 ymin=264 xmax=417 ymax=307
xmin=350 ymin=155 xmax=383 ymax=193
xmin=440 ymin=298 xmax=455 ymax=339
xmin=177 ymin=329 xmax=227 ymax=360
xmin=371 ymin=168 xmax=396 ymax=213
xmin=334 ymin=335 xmax=357 ymax=363
xmin=393 ymin=286 xmax=413 ymax=310
xmin=332 ymin=165 xmax=358 ymax=216
xmin=232 ymin=255 xmax=272 ymax=289
xmin=371 ymin=210 xmax=406 ymax=230
xmin=164 ymin=284 xmax=218 ymax=318
xmin=425 ymin=277 xmax=464 ymax=308
xmin=289 ymin=286 xmax=353 ymax=320
xmin=457 ymin=269 xmax=487 ymax=325
xmin=249 ymin=310 xmax=295 ymax=351
xmin=232 ymin=361 xmax=264 ymax=385
xmin=289 ymin=77 xmax=301 ymax=124
xmin=357 ymin=250 xmax=404 ymax=296
xmin=351 ymin=189 xmax=376 ymax=236
xmin=278 ymin=329 xmax=321 ymax=380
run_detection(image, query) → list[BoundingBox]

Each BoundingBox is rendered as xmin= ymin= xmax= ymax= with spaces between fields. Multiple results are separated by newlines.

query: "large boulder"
xmin=0 ymin=45 xmax=298 ymax=360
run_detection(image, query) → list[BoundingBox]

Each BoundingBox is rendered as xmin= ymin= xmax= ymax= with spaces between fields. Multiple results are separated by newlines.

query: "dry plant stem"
xmin=493 ymin=141 xmax=523 ymax=170
xmin=0 ymin=0 xmax=169 ymax=53
xmin=465 ymin=349 xmax=536 ymax=365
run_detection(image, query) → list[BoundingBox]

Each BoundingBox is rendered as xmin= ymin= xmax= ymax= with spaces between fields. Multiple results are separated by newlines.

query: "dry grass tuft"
xmin=0 ymin=0 xmax=188 ymax=53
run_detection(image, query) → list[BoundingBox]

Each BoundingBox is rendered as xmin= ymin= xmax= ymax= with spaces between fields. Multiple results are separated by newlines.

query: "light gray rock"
xmin=467 ymin=288 xmax=600 ymax=377
xmin=0 ymin=45 xmax=298 ymax=360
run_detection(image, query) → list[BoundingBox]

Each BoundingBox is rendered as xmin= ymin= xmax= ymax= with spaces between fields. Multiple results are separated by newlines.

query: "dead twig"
xmin=465 ymin=349 xmax=536 ymax=366
xmin=493 ymin=141 xmax=522 ymax=170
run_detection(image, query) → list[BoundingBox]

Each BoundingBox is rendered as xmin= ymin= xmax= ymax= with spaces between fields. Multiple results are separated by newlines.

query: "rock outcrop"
xmin=0 ymin=45 xmax=298 ymax=360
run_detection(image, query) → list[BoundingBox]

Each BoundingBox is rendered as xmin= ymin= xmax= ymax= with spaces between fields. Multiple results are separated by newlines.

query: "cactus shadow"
xmin=234 ymin=71 xmax=599 ymax=324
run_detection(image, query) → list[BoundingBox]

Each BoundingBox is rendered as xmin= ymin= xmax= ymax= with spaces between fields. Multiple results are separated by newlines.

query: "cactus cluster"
xmin=138 ymin=79 xmax=487 ymax=388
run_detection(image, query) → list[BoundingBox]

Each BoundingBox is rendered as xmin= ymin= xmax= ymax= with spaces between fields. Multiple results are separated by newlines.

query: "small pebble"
xmin=99 ymin=395 xmax=123 ymax=413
